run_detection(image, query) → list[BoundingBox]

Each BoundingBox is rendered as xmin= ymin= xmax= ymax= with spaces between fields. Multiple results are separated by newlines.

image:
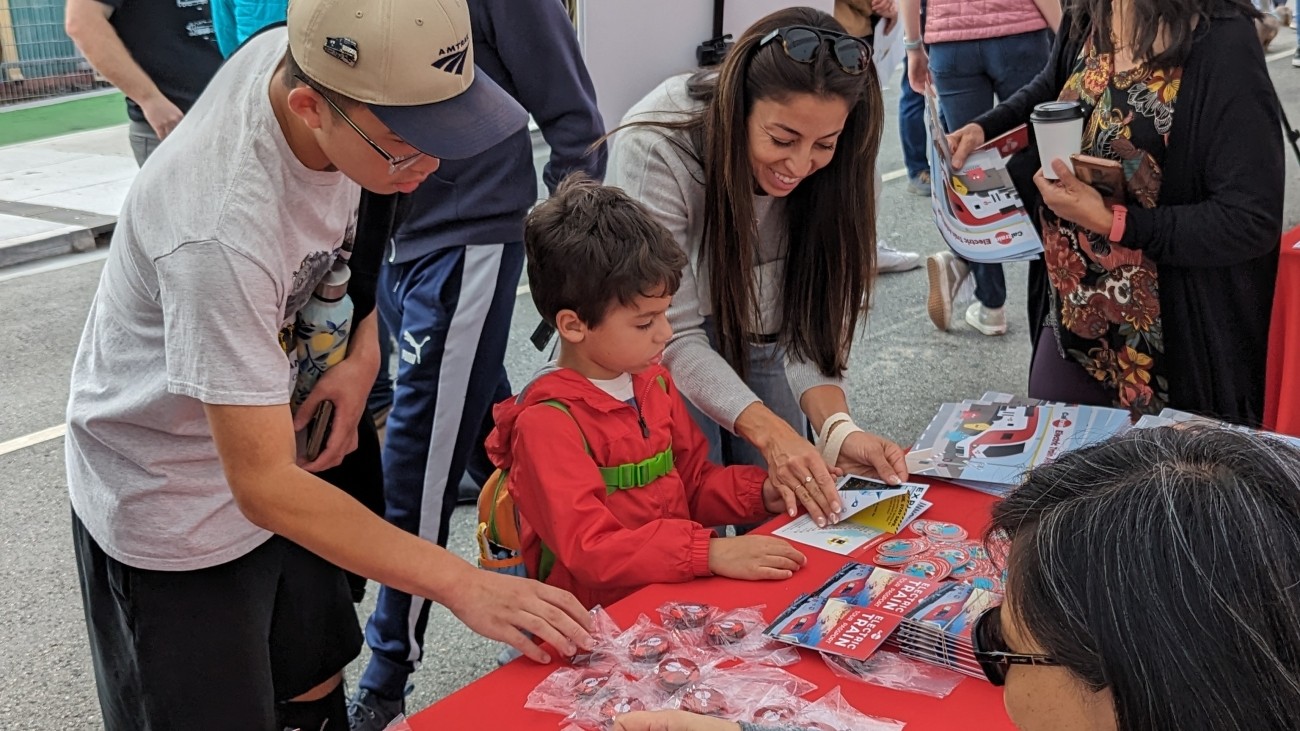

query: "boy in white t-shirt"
xmin=64 ymin=0 xmax=592 ymax=729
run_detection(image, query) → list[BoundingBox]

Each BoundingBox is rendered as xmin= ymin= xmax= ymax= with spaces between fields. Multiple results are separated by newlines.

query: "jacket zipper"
xmin=634 ymin=377 xmax=655 ymax=440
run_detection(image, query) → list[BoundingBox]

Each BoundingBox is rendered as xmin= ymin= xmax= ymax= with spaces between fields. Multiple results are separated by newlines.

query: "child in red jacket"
xmin=485 ymin=175 xmax=823 ymax=609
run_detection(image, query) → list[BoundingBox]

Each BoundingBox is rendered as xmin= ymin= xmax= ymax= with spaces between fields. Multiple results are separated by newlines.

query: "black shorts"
xmin=72 ymin=510 xmax=362 ymax=731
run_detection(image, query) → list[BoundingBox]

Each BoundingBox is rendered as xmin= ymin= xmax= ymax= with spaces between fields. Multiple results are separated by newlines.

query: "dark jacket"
xmin=389 ymin=0 xmax=606 ymax=261
xmin=977 ymin=2 xmax=1284 ymax=425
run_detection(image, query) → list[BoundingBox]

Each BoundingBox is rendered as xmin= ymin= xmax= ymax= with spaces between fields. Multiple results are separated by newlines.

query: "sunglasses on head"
xmin=972 ymin=605 xmax=1060 ymax=686
xmin=758 ymin=25 xmax=873 ymax=75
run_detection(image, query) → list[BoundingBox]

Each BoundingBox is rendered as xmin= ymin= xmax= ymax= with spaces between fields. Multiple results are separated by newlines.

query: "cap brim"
xmin=368 ymin=65 xmax=527 ymax=160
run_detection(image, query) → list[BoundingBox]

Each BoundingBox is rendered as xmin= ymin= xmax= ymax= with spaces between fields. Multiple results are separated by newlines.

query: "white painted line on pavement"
xmin=0 ymin=248 xmax=109 ymax=283
xmin=0 ymin=424 xmax=66 ymax=458
xmin=1267 ymin=48 xmax=1295 ymax=63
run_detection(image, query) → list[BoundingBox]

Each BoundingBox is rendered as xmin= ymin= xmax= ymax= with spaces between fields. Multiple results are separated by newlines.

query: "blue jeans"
xmin=899 ymin=66 xmax=928 ymax=178
xmin=928 ymin=29 xmax=1052 ymax=309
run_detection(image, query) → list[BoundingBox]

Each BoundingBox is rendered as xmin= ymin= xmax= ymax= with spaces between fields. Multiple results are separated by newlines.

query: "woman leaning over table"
xmin=952 ymin=0 xmax=1283 ymax=424
xmin=605 ymin=7 xmax=908 ymax=526
xmin=614 ymin=426 xmax=1300 ymax=731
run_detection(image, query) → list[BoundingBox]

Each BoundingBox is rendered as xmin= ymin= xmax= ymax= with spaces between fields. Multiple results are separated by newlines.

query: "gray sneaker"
xmin=964 ymin=302 xmax=1008 ymax=336
xmin=925 ymin=251 xmax=969 ymax=331
xmin=877 ymin=241 xmax=923 ymax=273
xmin=348 ymin=689 xmax=405 ymax=731
xmin=1293 ymin=46 xmax=1300 ymax=68
xmin=907 ymin=170 xmax=932 ymax=197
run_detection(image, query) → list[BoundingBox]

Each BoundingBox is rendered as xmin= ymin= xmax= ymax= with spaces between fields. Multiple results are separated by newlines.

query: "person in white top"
xmin=64 ymin=0 xmax=591 ymax=729
xmin=605 ymin=7 xmax=909 ymax=527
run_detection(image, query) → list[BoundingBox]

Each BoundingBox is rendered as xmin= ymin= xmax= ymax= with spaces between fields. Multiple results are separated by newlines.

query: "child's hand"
xmin=762 ymin=472 xmax=845 ymax=527
xmin=707 ymin=535 xmax=806 ymax=581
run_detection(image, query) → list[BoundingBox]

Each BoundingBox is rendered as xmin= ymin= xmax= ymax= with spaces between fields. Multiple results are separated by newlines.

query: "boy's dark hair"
xmin=525 ymin=174 xmax=687 ymax=327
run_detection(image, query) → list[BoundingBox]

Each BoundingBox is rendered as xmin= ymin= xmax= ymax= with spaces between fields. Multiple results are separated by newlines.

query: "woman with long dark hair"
xmin=614 ymin=426 xmax=1300 ymax=731
xmin=605 ymin=7 xmax=908 ymax=524
xmin=948 ymin=0 xmax=1283 ymax=424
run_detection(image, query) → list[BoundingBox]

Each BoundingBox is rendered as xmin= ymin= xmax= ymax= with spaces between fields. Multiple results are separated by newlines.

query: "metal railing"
xmin=0 ymin=0 xmax=108 ymax=106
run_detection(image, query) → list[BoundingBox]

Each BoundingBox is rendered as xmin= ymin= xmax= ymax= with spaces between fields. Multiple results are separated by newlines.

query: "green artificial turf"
xmin=0 ymin=91 xmax=127 ymax=146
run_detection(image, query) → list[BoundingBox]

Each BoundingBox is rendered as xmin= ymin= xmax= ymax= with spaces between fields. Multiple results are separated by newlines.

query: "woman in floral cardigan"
xmin=948 ymin=0 xmax=1283 ymax=425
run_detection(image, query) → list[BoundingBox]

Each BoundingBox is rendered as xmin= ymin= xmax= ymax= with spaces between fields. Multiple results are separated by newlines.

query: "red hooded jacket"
xmin=485 ymin=364 xmax=772 ymax=609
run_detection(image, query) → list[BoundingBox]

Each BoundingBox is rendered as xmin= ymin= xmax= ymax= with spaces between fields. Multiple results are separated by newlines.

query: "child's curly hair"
xmin=525 ymin=173 xmax=687 ymax=327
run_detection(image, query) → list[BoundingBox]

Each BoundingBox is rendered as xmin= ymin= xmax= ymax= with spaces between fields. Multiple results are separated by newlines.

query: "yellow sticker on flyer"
xmin=951 ymin=176 xmax=968 ymax=196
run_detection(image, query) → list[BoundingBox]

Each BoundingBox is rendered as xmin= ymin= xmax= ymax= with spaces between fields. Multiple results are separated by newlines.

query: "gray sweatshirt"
xmin=605 ymin=75 xmax=842 ymax=432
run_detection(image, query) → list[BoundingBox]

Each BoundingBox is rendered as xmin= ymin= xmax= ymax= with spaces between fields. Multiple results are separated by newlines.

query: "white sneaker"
xmin=965 ymin=302 xmax=1008 ymax=336
xmin=925 ymin=251 xmax=969 ymax=330
xmin=877 ymin=242 xmax=923 ymax=273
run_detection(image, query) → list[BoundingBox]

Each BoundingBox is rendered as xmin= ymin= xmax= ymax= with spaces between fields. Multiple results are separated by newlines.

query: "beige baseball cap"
xmin=287 ymin=0 xmax=527 ymax=159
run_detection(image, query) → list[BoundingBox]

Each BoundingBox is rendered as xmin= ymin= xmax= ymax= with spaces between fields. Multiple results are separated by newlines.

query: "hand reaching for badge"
xmin=444 ymin=569 xmax=594 ymax=665
xmin=612 ymin=710 xmax=741 ymax=731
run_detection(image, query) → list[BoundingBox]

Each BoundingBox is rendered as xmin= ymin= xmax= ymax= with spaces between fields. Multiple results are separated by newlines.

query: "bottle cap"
xmin=315 ymin=260 xmax=351 ymax=301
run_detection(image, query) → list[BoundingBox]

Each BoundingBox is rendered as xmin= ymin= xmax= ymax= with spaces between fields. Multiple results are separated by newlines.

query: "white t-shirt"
xmin=65 ymin=28 xmax=360 ymax=571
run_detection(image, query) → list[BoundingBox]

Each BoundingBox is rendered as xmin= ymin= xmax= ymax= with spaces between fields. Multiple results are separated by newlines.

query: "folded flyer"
xmin=926 ymin=91 xmax=1042 ymax=264
xmin=772 ymin=477 xmax=931 ymax=555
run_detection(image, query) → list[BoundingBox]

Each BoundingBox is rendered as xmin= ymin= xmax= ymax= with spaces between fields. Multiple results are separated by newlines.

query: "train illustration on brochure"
xmin=763 ymin=561 xmax=1005 ymax=680
xmin=925 ymin=90 xmax=1043 ymax=264
xmin=906 ymin=392 xmax=1132 ymax=497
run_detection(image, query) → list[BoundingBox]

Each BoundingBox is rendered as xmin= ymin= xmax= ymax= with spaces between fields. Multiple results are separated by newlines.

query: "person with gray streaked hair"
xmin=613 ymin=425 xmax=1300 ymax=731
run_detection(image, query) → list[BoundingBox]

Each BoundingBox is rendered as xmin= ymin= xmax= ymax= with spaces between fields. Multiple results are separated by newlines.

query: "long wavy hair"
xmin=1071 ymin=0 xmax=1261 ymax=69
xmin=612 ymin=7 xmax=883 ymax=379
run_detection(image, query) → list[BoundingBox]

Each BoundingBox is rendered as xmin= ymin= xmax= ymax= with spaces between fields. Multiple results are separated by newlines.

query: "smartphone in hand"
xmin=1070 ymin=154 xmax=1127 ymax=207
xmin=304 ymin=400 xmax=335 ymax=462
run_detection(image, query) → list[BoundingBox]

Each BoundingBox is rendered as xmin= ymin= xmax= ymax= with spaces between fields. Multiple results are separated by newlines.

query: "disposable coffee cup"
xmin=1030 ymin=101 xmax=1085 ymax=180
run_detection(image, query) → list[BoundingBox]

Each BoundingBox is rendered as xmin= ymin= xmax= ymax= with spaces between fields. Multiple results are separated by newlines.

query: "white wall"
xmin=578 ymin=0 xmax=834 ymax=130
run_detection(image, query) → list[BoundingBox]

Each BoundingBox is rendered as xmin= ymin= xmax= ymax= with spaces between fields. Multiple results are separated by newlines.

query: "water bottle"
xmin=293 ymin=259 xmax=353 ymax=406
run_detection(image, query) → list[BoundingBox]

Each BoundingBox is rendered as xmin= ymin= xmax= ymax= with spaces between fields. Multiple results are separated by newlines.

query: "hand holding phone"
xmin=304 ymin=400 xmax=335 ymax=462
xmin=1070 ymin=154 xmax=1127 ymax=207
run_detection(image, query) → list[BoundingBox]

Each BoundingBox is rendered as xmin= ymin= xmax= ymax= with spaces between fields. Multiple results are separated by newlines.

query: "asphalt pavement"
xmin=2 ymin=48 xmax=1298 ymax=729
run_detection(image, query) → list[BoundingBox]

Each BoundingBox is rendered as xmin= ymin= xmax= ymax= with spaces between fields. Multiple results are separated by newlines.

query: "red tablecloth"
xmin=1265 ymin=225 xmax=1300 ymax=437
xmin=409 ymin=481 xmax=1013 ymax=730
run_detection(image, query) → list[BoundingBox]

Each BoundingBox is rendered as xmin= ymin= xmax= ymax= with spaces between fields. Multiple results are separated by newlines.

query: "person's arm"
xmin=663 ymin=375 xmax=773 ymax=527
xmin=157 ymin=241 xmax=590 ymax=663
xmin=1114 ymin=35 xmax=1283 ymax=267
xmin=64 ymin=0 xmax=183 ymax=139
xmin=899 ymin=0 xmax=930 ymax=93
xmin=208 ymin=403 xmax=590 ymax=662
xmin=613 ymin=709 xmax=810 ymax=731
xmin=795 ymin=380 xmax=908 ymax=485
xmin=1031 ymin=0 xmax=1063 ymax=33
xmin=483 ymin=0 xmax=607 ymax=188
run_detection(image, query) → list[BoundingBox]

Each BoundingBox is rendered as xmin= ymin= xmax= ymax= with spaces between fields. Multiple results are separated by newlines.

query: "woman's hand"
xmin=1034 ymin=159 xmax=1114 ymax=234
xmin=612 ymin=710 xmax=741 ymax=731
xmin=836 ymin=431 xmax=910 ymax=485
xmin=906 ymin=47 xmax=931 ymax=94
xmin=758 ymin=421 xmax=843 ymax=527
xmin=946 ymin=123 xmax=986 ymax=170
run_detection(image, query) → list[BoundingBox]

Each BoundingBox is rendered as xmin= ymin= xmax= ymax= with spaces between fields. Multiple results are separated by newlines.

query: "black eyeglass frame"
xmin=972 ymin=605 xmax=1061 ymax=686
xmin=758 ymin=25 xmax=873 ymax=75
xmin=293 ymin=75 xmax=425 ymax=175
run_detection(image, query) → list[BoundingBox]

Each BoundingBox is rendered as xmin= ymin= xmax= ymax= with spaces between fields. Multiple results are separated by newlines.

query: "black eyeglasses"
xmin=972 ymin=605 xmax=1060 ymax=686
xmin=294 ymin=75 xmax=425 ymax=175
xmin=758 ymin=25 xmax=872 ymax=75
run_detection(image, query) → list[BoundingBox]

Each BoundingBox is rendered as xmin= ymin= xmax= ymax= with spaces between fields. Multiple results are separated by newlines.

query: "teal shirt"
xmin=209 ymin=0 xmax=286 ymax=57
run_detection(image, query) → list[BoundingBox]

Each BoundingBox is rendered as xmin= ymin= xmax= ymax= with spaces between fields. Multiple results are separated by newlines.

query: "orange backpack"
xmin=476 ymin=379 xmax=672 ymax=580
